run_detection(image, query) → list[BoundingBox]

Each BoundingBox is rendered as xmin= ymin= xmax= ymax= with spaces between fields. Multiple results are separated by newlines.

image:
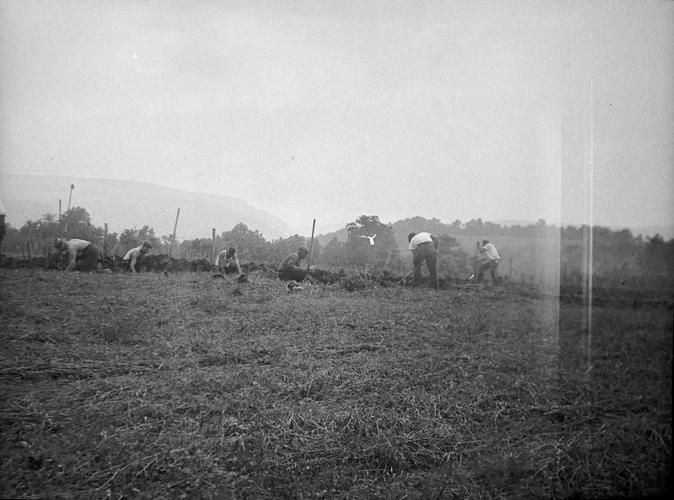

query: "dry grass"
xmin=0 ymin=269 xmax=670 ymax=499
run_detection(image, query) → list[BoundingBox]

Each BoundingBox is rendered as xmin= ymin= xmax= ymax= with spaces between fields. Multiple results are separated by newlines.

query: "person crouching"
xmin=54 ymin=238 xmax=100 ymax=272
xmin=123 ymin=241 xmax=152 ymax=273
xmin=215 ymin=246 xmax=242 ymax=275
xmin=475 ymin=240 xmax=501 ymax=283
xmin=277 ymin=245 xmax=312 ymax=282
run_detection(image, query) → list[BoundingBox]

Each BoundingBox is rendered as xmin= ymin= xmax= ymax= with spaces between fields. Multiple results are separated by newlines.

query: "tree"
xmin=103 ymin=232 xmax=118 ymax=258
xmin=220 ymin=223 xmax=270 ymax=262
xmin=12 ymin=208 xmax=106 ymax=259
xmin=19 ymin=213 xmax=59 ymax=242
xmin=1 ymin=223 xmax=21 ymax=254
xmin=463 ymin=218 xmax=484 ymax=234
xmin=321 ymin=236 xmax=346 ymax=268
xmin=19 ymin=213 xmax=62 ymax=258
xmin=270 ymin=235 xmax=309 ymax=264
xmin=639 ymin=234 xmax=674 ymax=277
xmin=61 ymin=206 xmax=102 ymax=242
xmin=344 ymin=215 xmax=400 ymax=270
xmin=484 ymin=221 xmax=503 ymax=234
xmin=180 ymin=238 xmax=212 ymax=260
xmin=119 ymin=226 xmax=161 ymax=254
xmin=436 ymin=234 xmax=471 ymax=277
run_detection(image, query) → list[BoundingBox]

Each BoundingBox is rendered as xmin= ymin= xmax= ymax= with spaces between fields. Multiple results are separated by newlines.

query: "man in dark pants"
xmin=54 ymin=238 xmax=100 ymax=272
xmin=123 ymin=241 xmax=152 ymax=273
xmin=277 ymin=245 xmax=312 ymax=282
xmin=408 ymin=232 xmax=439 ymax=289
xmin=475 ymin=239 xmax=501 ymax=283
xmin=215 ymin=246 xmax=242 ymax=275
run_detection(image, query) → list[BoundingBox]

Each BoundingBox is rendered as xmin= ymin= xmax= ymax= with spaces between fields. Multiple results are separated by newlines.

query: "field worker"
xmin=475 ymin=239 xmax=501 ymax=283
xmin=277 ymin=245 xmax=312 ymax=282
xmin=123 ymin=241 xmax=152 ymax=273
xmin=408 ymin=232 xmax=439 ymax=290
xmin=54 ymin=237 xmax=100 ymax=272
xmin=215 ymin=246 xmax=242 ymax=275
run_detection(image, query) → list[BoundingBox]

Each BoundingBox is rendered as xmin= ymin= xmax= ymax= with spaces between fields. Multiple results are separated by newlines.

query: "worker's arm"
xmin=66 ymin=247 xmax=78 ymax=271
xmin=288 ymin=254 xmax=307 ymax=272
xmin=129 ymin=252 xmax=138 ymax=273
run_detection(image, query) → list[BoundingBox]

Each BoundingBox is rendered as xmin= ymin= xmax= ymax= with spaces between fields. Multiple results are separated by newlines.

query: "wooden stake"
xmin=212 ymin=228 xmax=216 ymax=264
xmin=104 ymin=223 xmax=109 ymax=258
xmin=307 ymin=219 xmax=316 ymax=271
xmin=63 ymin=184 xmax=75 ymax=233
xmin=67 ymin=184 xmax=74 ymax=212
xmin=168 ymin=208 xmax=180 ymax=260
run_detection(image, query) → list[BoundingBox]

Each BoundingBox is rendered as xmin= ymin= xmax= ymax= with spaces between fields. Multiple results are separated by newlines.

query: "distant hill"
xmin=0 ymin=174 xmax=294 ymax=240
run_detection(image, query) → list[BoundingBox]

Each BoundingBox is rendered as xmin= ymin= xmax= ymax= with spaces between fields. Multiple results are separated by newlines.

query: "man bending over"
xmin=475 ymin=239 xmax=501 ymax=283
xmin=408 ymin=232 xmax=439 ymax=290
xmin=215 ymin=246 xmax=242 ymax=275
xmin=54 ymin=238 xmax=100 ymax=272
xmin=123 ymin=241 xmax=152 ymax=273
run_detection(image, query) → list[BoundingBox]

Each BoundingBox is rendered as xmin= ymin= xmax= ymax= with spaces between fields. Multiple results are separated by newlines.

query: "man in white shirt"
xmin=215 ymin=246 xmax=242 ymax=275
xmin=475 ymin=239 xmax=501 ymax=283
xmin=54 ymin=238 xmax=100 ymax=272
xmin=123 ymin=242 xmax=152 ymax=273
xmin=407 ymin=232 xmax=439 ymax=290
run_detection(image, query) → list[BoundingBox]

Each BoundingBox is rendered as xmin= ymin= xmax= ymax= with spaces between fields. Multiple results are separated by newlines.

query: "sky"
xmin=1 ymin=0 xmax=672 ymax=233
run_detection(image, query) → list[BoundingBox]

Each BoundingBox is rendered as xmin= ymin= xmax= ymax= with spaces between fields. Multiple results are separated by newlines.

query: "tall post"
xmin=583 ymin=72 xmax=595 ymax=374
xmin=307 ymin=219 xmax=316 ymax=271
xmin=67 ymin=184 xmax=74 ymax=212
xmin=104 ymin=223 xmax=109 ymax=258
xmin=63 ymin=184 xmax=75 ymax=233
xmin=212 ymin=228 xmax=216 ymax=264
xmin=168 ymin=208 xmax=180 ymax=260
xmin=58 ymin=199 xmax=62 ymax=237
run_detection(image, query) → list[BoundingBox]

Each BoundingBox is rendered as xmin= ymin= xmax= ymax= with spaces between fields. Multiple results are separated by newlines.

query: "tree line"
xmin=2 ymin=208 xmax=672 ymax=282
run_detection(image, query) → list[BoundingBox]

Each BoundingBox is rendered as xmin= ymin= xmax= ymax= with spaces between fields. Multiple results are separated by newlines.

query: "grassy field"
xmin=0 ymin=269 xmax=670 ymax=499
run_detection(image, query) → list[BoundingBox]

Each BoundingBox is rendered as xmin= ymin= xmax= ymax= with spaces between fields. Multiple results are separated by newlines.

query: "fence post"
xmin=168 ymin=208 xmax=180 ymax=261
xmin=104 ymin=223 xmax=108 ymax=258
xmin=212 ymin=228 xmax=216 ymax=264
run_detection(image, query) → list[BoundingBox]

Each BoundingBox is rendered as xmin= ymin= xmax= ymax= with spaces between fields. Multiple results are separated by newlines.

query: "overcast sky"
xmin=1 ymin=0 xmax=672 ymax=232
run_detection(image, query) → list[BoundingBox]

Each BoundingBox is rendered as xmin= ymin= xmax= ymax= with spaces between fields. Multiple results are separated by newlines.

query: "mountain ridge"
xmin=2 ymin=174 xmax=671 ymax=242
xmin=0 ymin=174 xmax=294 ymax=240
